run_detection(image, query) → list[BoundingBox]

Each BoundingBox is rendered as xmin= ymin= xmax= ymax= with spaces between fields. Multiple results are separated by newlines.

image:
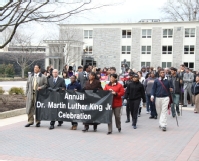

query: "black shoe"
xmin=154 ymin=116 xmax=157 ymax=119
xmin=183 ymin=105 xmax=187 ymax=107
xmin=93 ymin=125 xmax=97 ymax=132
xmin=49 ymin=125 xmax=54 ymax=130
xmin=149 ymin=116 xmax=154 ymax=119
xmin=82 ymin=126 xmax=89 ymax=132
xmin=36 ymin=123 xmax=40 ymax=127
xmin=25 ymin=123 xmax=33 ymax=127
xmin=57 ymin=123 xmax=62 ymax=127
xmin=125 ymin=119 xmax=130 ymax=123
xmin=107 ymin=132 xmax=112 ymax=135
xmin=172 ymin=115 xmax=176 ymax=118
xmin=191 ymin=104 xmax=194 ymax=106
xmin=133 ymin=126 xmax=137 ymax=129
xmin=118 ymin=128 xmax=121 ymax=132
xmin=162 ymin=127 xmax=167 ymax=131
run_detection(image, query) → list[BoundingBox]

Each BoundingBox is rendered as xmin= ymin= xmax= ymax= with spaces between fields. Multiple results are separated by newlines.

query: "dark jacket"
xmin=144 ymin=77 xmax=156 ymax=95
xmin=67 ymin=81 xmax=81 ymax=90
xmin=123 ymin=79 xmax=133 ymax=88
xmin=77 ymin=71 xmax=89 ymax=89
xmin=84 ymin=79 xmax=102 ymax=90
xmin=124 ymin=81 xmax=146 ymax=102
xmin=47 ymin=77 xmax=66 ymax=90
xmin=151 ymin=78 xmax=173 ymax=98
xmin=170 ymin=74 xmax=182 ymax=94
xmin=191 ymin=82 xmax=199 ymax=95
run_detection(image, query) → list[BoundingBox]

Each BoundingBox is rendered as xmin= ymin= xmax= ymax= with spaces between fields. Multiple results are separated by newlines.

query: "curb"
xmin=0 ymin=108 xmax=26 ymax=119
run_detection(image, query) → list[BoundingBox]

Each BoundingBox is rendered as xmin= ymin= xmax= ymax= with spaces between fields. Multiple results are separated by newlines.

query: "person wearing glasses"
xmin=67 ymin=75 xmax=82 ymax=130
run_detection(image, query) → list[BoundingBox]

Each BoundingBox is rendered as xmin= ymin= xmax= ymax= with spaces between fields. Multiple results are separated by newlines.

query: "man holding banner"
xmin=25 ymin=65 xmax=47 ymax=128
xmin=67 ymin=75 xmax=81 ymax=130
xmin=48 ymin=69 xmax=66 ymax=130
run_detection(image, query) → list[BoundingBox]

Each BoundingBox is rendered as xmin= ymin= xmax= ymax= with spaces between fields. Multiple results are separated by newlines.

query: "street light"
xmin=83 ymin=48 xmax=86 ymax=66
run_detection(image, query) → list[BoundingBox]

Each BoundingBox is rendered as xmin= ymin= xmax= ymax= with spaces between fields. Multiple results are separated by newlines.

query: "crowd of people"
xmin=25 ymin=63 xmax=199 ymax=134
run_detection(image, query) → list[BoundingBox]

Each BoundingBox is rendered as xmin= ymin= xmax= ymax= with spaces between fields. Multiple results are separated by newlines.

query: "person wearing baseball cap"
xmin=123 ymin=72 xmax=134 ymax=123
xmin=124 ymin=73 xmax=146 ymax=129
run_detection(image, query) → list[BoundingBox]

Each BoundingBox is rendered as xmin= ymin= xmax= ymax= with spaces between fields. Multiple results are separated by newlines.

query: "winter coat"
xmin=104 ymin=82 xmax=125 ymax=108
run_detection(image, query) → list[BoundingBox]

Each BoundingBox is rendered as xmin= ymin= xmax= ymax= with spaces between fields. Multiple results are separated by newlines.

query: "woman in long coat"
xmin=82 ymin=72 xmax=103 ymax=132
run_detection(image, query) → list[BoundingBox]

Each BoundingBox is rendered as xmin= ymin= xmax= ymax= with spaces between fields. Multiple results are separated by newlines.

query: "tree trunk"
xmin=21 ymin=68 xmax=25 ymax=78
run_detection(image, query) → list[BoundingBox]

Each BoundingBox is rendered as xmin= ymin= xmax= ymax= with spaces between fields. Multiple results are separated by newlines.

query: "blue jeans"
xmin=146 ymin=94 xmax=150 ymax=112
xmin=171 ymin=93 xmax=180 ymax=116
xmin=147 ymin=94 xmax=157 ymax=117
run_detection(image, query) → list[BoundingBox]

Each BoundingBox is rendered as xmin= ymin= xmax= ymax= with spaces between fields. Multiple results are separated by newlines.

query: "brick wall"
xmin=131 ymin=28 xmax=141 ymax=69
xmin=173 ymin=26 xmax=184 ymax=68
xmin=93 ymin=28 xmax=121 ymax=73
xmin=195 ymin=27 xmax=199 ymax=71
xmin=151 ymin=27 xmax=162 ymax=68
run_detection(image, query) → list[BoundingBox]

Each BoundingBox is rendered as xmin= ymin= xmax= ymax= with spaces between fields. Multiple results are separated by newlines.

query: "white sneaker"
xmin=146 ymin=111 xmax=149 ymax=114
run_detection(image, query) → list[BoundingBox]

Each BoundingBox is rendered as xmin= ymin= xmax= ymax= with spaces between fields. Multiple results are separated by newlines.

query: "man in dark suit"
xmin=48 ymin=69 xmax=66 ymax=130
xmin=77 ymin=65 xmax=91 ymax=88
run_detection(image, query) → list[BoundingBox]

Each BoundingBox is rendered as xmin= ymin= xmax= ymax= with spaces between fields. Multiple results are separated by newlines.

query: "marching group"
xmin=24 ymin=64 xmax=199 ymax=134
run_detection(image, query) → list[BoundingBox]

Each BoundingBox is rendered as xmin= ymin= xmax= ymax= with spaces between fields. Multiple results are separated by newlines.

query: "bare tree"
xmin=160 ymin=0 xmax=199 ymax=21
xmin=60 ymin=27 xmax=83 ymax=66
xmin=44 ymin=26 xmax=84 ymax=71
xmin=2 ymin=32 xmax=46 ymax=78
xmin=0 ymin=0 xmax=117 ymax=49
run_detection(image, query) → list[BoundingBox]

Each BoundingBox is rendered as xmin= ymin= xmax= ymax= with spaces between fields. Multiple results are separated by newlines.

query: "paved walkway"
xmin=0 ymin=106 xmax=199 ymax=161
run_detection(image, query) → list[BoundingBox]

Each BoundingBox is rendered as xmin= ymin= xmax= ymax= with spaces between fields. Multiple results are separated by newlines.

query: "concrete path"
xmin=0 ymin=106 xmax=199 ymax=161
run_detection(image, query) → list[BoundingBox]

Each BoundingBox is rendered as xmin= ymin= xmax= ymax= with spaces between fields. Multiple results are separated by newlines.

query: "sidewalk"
xmin=0 ymin=106 xmax=199 ymax=161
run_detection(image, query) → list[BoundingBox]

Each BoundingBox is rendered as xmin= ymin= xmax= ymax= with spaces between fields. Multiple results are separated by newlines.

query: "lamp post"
xmin=83 ymin=49 xmax=86 ymax=66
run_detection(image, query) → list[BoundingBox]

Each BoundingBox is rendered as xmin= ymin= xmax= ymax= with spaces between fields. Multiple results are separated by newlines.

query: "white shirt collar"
xmin=34 ymin=73 xmax=40 ymax=77
xmin=53 ymin=77 xmax=58 ymax=80
xmin=159 ymin=77 xmax=167 ymax=80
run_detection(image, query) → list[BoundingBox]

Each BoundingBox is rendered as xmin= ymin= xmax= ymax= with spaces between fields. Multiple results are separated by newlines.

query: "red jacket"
xmin=104 ymin=82 xmax=125 ymax=108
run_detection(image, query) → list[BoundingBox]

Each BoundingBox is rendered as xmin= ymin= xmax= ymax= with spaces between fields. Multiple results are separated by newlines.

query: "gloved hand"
xmin=47 ymin=87 xmax=53 ymax=91
xmin=93 ymin=89 xmax=98 ymax=93
xmin=52 ymin=88 xmax=60 ymax=92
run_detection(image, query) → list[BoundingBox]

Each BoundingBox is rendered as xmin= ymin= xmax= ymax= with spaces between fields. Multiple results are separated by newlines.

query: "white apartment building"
xmin=46 ymin=20 xmax=199 ymax=72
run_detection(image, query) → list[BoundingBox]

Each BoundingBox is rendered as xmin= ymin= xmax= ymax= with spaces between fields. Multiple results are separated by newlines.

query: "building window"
xmin=184 ymin=45 xmax=194 ymax=54
xmin=122 ymin=46 xmax=131 ymax=54
xmin=141 ymin=62 xmax=150 ymax=67
xmin=162 ymin=62 xmax=172 ymax=68
xmin=163 ymin=29 xmax=173 ymax=38
xmin=122 ymin=30 xmax=131 ymax=38
xmin=141 ymin=46 xmax=151 ymax=54
xmin=185 ymin=28 xmax=195 ymax=37
xmin=142 ymin=29 xmax=152 ymax=38
xmin=184 ymin=62 xmax=194 ymax=69
xmin=84 ymin=46 xmax=92 ymax=54
xmin=84 ymin=30 xmax=93 ymax=39
xmin=162 ymin=46 xmax=172 ymax=54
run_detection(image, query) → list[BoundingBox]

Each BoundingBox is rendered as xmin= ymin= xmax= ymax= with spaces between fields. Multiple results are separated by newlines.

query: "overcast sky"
xmin=18 ymin=0 xmax=168 ymax=43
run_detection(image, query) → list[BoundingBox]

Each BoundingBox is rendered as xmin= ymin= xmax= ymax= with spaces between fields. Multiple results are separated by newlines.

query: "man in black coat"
xmin=170 ymin=67 xmax=183 ymax=117
xmin=48 ymin=69 xmax=66 ymax=130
